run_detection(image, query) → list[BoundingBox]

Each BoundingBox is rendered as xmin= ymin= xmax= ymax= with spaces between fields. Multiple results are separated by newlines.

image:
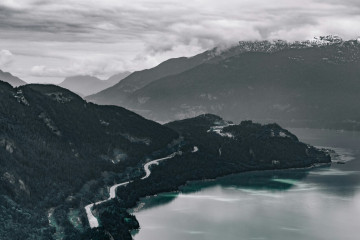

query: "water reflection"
xmin=135 ymin=166 xmax=360 ymax=212
xmin=133 ymin=169 xmax=312 ymax=212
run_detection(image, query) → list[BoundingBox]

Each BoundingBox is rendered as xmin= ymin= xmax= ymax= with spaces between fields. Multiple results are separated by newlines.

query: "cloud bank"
xmin=0 ymin=50 xmax=14 ymax=68
xmin=0 ymin=0 xmax=359 ymax=82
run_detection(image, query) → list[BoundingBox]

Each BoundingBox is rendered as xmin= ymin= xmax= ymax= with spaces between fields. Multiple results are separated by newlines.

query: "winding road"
xmin=85 ymin=151 xmax=183 ymax=228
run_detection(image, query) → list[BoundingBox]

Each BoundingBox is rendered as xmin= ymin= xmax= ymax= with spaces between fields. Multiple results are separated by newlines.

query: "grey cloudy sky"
xmin=0 ymin=0 xmax=360 ymax=83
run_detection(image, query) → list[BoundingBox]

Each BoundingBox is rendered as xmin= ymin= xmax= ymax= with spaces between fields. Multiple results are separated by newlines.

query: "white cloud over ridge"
xmin=0 ymin=49 xmax=14 ymax=68
xmin=0 ymin=0 xmax=360 ymax=82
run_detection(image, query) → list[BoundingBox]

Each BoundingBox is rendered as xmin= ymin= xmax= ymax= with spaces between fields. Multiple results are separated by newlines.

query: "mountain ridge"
xmin=0 ymin=80 xmax=178 ymax=239
xmin=58 ymin=71 xmax=131 ymax=96
xmin=87 ymin=37 xmax=360 ymax=130
xmin=0 ymin=69 xmax=27 ymax=87
xmin=86 ymin=53 xmax=214 ymax=104
xmin=87 ymin=35 xmax=357 ymax=103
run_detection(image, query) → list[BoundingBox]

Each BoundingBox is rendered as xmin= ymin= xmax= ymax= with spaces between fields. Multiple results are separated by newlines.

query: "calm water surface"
xmin=133 ymin=128 xmax=360 ymax=240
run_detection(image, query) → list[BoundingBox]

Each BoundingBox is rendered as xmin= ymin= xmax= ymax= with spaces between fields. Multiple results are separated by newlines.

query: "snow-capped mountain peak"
xmin=309 ymin=35 xmax=343 ymax=46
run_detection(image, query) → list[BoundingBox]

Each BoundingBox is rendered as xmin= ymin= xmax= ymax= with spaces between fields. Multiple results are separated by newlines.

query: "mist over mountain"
xmin=106 ymin=71 xmax=133 ymax=86
xmin=86 ymin=54 xmax=215 ymax=104
xmin=3 ymin=0 xmax=360 ymax=238
xmin=0 ymin=69 xmax=27 ymax=87
xmin=59 ymin=71 xmax=131 ymax=96
xmin=88 ymin=37 xmax=360 ymax=130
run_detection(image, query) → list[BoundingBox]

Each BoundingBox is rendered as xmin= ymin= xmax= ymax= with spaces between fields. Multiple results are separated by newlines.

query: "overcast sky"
xmin=1 ymin=0 xmax=360 ymax=83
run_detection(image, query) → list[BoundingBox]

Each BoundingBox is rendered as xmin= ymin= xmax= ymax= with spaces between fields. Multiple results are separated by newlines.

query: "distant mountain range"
xmin=59 ymin=71 xmax=131 ymax=96
xmin=0 ymin=68 xmax=131 ymax=96
xmin=87 ymin=36 xmax=360 ymax=130
xmin=86 ymin=54 xmax=214 ymax=104
xmin=0 ymin=69 xmax=27 ymax=87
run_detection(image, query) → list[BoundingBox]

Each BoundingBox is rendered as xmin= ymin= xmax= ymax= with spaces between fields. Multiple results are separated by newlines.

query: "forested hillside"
xmin=87 ymin=114 xmax=330 ymax=239
xmin=0 ymin=81 xmax=330 ymax=240
xmin=0 ymin=81 xmax=178 ymax=239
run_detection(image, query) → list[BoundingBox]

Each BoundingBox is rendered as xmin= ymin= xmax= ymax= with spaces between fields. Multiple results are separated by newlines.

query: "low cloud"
xmin=30 ymin=57 xmax=129 ymax=79
xmin=0 ymin=49 xmax=14 ymax=68
xmin=1 ymin=0 xmax=360 ymax=82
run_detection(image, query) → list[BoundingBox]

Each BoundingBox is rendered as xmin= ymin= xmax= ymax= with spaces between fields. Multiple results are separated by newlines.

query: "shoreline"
xmin=85 ymin=142 xmax=332 ymax=236
xmin=129 ymin=161 xmax=332 ymax=237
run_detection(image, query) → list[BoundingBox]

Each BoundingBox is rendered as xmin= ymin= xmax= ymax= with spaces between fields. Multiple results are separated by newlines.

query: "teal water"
xmin=133 ymin=129 xmax=360 ymax=240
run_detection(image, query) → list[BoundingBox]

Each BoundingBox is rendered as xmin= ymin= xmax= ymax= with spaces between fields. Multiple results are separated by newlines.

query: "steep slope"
xmin=59 ymin=72 xmax=130 ymax=96
xmin=0 ymin=69 xmax=26 ymax=87
xmin=0 ymin=81 xmax=178 ymax=239
xmin=105 ymin=71 xmax=131 ymax=86
xmin=86 ymin=35 xmax=348 ymax=106
xmin=124 ymin=39 xmax=360 ymax=130
xmin=86 ymin=52 xmax=215 ymax=104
